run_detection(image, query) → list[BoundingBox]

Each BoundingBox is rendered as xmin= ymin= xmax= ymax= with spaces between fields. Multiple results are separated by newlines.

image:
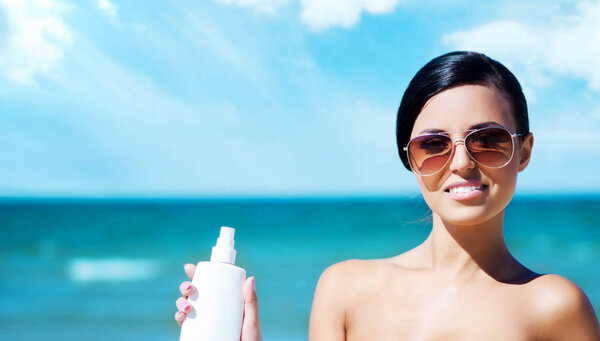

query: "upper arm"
xmin=534 ymin=275 xmax=600 ymax=341
xmin=308 ymin=261 xmax=352 ymax=341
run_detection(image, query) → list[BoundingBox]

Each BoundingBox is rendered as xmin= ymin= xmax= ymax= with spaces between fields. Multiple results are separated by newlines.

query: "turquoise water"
xmin=0 ymin=196 xmax=599 ymax=340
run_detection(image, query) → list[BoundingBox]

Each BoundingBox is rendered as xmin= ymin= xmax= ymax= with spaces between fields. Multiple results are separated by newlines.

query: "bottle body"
xmin=180 ymin=261 xmax=246 ymax=341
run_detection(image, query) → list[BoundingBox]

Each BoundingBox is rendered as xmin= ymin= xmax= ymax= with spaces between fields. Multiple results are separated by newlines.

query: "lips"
xmin=443 ymin=181 xmax=488 ymax=201
xmin=447 ymin=185 xmax=485 ymax=194
xmin=445 ymin=186 xmax=486 ymax=200
xmin=444 ymin=181 xmax=488 ymax=193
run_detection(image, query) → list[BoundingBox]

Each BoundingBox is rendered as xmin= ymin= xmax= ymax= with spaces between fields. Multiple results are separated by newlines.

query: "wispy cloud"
xmin=96 ymin=0 xmax=117 ymax=20
xmin=442 ymin=1 xmax=600 ymax=94
xmin=1 ymin=36 xmax=249 ymax=195
xmin=212 ymin=0 xmax=402 ymax=32
xmin=214 ymin=0 xmax=288 ymax=14
xmin=0 ymin=0 xmax=72 ymax=86
xmin=300 ymin=0 xmax=401 ymax=32
xmin=0 ymin=5 xmax=313 ymax=196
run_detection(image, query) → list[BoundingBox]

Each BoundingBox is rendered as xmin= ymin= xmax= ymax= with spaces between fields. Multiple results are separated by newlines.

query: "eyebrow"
xmin=418 ymin=121 xmax=504 ymax=135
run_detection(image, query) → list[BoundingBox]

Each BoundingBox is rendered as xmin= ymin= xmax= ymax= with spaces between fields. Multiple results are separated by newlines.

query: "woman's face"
xmin=410 ymin=85 xmax=533 ymax=226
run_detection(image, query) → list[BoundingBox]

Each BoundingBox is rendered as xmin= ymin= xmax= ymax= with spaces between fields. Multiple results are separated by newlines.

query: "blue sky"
xmin=1 ymin=0 xmax=599 ymax=197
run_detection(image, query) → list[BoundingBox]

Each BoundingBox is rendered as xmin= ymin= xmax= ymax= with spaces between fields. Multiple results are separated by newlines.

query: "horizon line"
xmin=1 ymin=192 xmax=600 ymax=203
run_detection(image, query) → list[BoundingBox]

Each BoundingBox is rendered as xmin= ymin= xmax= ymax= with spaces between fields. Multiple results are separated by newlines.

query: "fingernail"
xmin=251 ymin=276 xmax=255 ymax=290
xmin=182 ymin=301 xmax=190 ymax=311
xmin=184 ymin=284 xmax=192 ymax=291
xmin=176 ymin=311 xmax=185 ymax=317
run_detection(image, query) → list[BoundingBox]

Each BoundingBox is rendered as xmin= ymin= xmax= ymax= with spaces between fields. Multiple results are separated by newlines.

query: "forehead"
xmin=410 ymin=85 xmax=516 ymax=137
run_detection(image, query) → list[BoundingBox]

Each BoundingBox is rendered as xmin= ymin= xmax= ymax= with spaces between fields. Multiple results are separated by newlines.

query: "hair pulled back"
xmin=396 ymin=51 xmax=529 ymax=171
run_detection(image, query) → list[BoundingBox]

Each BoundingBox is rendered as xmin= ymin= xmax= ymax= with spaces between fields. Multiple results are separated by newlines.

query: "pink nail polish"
xmin=184 ymin=284 xmax=192 ymax=291
xmin=251 ymin=276 xmax=255 ymax=290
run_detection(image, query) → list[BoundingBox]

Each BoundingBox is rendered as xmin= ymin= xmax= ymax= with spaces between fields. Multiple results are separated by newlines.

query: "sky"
xmin=1 ymin=0 xmax=599 ymax=197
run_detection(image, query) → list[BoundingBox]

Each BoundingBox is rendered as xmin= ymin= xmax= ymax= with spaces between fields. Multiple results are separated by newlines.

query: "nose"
xmin=448 ymin=141 xmax=476 ymax=173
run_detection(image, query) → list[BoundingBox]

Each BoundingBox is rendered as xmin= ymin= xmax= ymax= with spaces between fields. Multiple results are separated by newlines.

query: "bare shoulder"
xmin=529 ymin=274 xmax=594 ymax=314
xmin=318 ymin=258 xmax=397 ymax=287
xmin=528 ymin=274 xmax=600 ymax=340
xmin=319 ymin=258 xmax=380 ymax=279
xmin=314 ymin=259 xmax=382 ymax=299
xmin=312 ymin=258 xmax=403 ymax=311
xmin=309 ymin=259 xmax=388 ymax=341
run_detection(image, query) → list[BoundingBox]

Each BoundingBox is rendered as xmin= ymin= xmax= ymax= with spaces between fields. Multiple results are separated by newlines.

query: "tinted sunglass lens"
xmin=408 ymin=135 xmax=452 ymax=175
xmin=466 ymin=128 xmax=513 ymax=167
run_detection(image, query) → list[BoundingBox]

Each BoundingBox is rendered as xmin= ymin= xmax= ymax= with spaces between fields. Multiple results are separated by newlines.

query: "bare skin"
xmin=309 ymin=237 xmax=600 ymax=340
xmin=308 ymin=85 xmax=600 ymax=340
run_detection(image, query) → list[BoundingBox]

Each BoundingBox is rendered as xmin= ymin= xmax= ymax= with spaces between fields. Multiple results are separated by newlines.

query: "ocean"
xmin=1 ymin=195 xmax=599 ymax=340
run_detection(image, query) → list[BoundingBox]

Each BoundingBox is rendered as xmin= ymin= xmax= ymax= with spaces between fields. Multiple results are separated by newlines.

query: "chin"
xmin=435 ymin=194 xmax=510 ymax=226
xmin=438 ymin=206 xmax=499 ymax=226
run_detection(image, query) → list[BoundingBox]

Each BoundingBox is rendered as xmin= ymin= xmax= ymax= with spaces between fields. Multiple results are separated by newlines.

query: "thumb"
xmin=241 ymin=276 xmax=262 ymax=341
xmin=184 ymin=263 xmax=196 ymax=281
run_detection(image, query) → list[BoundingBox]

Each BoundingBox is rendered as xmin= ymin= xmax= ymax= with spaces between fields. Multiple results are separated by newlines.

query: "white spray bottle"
xmin=180 ymin=226 xmax=246 ymax=341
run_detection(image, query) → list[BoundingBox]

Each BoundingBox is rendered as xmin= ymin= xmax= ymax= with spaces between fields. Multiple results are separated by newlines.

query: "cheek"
xmin=481 ymin=162 xmax=519 ymax=205
xmin=415 ymin=172 xmax=449 ymax=208
xmin=418 ymin=170 xmax=450 ymax=192
xmin=492 ymin=156 xmax=520 ymax=186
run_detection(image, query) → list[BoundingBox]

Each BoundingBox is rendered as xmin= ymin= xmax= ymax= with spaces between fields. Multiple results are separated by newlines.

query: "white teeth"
xmin=449 ymin=186 xmax=482 ymax=194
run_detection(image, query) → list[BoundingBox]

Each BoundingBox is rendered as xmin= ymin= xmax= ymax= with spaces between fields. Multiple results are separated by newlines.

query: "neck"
xmin=421 ymin=210 xmax=519 ymax=282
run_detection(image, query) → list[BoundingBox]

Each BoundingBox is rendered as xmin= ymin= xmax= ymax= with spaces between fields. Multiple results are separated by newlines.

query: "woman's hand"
xmin=174 ymin=263 xmax=262 ymax=341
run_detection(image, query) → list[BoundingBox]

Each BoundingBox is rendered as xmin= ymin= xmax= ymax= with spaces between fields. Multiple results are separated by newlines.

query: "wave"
xmin=67 ymin=258 xmax=163 ymax=282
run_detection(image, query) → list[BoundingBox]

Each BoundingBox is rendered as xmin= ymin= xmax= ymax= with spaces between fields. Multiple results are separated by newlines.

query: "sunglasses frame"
xmin=403 ymin=126 xmax=526 ymax=176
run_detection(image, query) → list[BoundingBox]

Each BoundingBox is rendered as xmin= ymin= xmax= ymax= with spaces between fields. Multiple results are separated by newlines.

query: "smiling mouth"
xmin=444 ymin=185 xmax=488 ymax=194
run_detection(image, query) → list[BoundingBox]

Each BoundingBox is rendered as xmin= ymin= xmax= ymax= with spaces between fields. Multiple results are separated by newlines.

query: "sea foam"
xmin=67 ymin=258 xmax=162 ymax=282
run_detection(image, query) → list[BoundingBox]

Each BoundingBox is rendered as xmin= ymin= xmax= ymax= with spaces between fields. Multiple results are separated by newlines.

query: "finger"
xmin=174 ymin=310 xmax=186 ymax=327
xmin=184 ymin=263 xmax=196 ymax=280
xmin=179 ymin=281 xmax=194 ymax=297
xmin=176 ymin=297 xmax=192 ymax=313
xmin=241 ymin=276 xmax=262 ymax=340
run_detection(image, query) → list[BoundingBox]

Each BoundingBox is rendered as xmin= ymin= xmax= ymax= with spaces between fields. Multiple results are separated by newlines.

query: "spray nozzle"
xmin=210 ymin=226 xmax=237 ymax=264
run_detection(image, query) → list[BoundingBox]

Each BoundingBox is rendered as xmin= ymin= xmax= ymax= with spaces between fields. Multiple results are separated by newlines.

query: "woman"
xmin=175 ymin=51 xmax=600 ymax=340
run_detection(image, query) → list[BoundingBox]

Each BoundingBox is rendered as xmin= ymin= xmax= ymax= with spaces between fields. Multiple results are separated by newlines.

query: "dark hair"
xmin=396 ymin=51 xmax=529 ymax=171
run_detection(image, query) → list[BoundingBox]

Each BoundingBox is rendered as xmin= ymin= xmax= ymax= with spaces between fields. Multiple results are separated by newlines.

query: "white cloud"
xmin=534 ymin=111 xmax=600 ymax=162
xmin=0 ymin=0 xmax=72 ymax=86
xmin=518 ymin=108 xmax=600 ymax=192
xmin=442 ymin=1 xmax=600 ymax=94
xmin=214 ymin=0 xmax=288 ymax=14
xmin=300 ymin=0 xmax=400 ymax=31
xmin=214 ymin=0 xmax=401 ymax=31
xmin=96 ymin=0 xmax=117 ymax=20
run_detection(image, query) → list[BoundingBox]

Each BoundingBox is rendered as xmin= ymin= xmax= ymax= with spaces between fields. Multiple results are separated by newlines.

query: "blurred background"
xmin=1 ymin=0 xmax=599 ymax=340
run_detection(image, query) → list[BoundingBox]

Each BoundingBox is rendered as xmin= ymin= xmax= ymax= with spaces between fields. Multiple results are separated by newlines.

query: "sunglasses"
xmin=403 ymin=126 xmax=525 ymax=176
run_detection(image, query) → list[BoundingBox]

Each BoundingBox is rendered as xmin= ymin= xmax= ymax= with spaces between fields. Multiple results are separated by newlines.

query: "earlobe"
xmin=517 ymin=133 xmax=534 ymax=172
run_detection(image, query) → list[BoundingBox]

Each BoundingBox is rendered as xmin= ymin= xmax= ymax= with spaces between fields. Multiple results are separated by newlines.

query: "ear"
xmin=517 ymin=133 xmax=534 ymax=172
